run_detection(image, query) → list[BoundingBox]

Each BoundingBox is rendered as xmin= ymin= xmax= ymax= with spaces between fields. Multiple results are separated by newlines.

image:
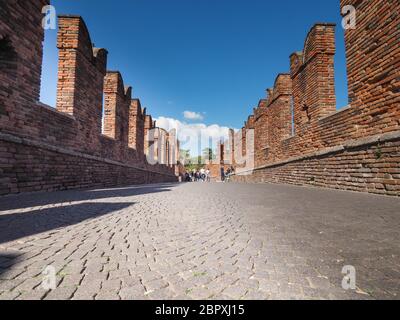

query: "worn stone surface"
xmin=0 ymin=182 xmax=399 ymax=300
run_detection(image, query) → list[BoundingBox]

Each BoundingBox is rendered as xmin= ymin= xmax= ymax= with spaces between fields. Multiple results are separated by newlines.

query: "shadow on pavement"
xmin=0 ymin=252 xmax=22 ymax=280
xmin=0 ymin=183 xmax=176 ymax=212
xmin=0 ymin=202 xmax=135 ymax=245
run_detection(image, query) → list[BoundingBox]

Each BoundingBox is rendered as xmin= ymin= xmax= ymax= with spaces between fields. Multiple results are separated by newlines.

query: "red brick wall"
xmin=232 ymin=0 xmax=400 ymax=196
xmin=103 ymin=71 xmax=131 ymax=161
xmin=232 ymin=137 xmax=400 ymax=197
xmin=254 ymin=74 xmax=293 ymax=167
xmin=0 ymin=0 xmax=50 ymax=136
xmin=342 ymin=0 xmax=399 ymax=119
xmin=0 ymin=138 xmax=176 ymax=196
xmin=290 ymin=24 xmax=336 ymax=134
xmin=0 ymin=2 xmax=178 ymax=196
xmin=56 ymin=16 xmax=108 ymax=154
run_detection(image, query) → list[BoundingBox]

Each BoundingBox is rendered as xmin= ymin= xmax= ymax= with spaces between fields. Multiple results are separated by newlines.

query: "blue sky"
xmin=41 ymin=0 xmax=348 ymax=153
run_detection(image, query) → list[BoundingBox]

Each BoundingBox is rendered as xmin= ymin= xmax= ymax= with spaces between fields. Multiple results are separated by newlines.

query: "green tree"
xmin=202 ymin=147 xmax=215 ymax=162
xmin=179 ymin=149 xmax=191 ymax=165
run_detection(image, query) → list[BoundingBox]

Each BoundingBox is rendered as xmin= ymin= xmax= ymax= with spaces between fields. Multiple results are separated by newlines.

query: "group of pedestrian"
xmin=184 ymin=166 xmax=236 ymax=183
xmin=184 ymin=168 xmax=211 ymax=182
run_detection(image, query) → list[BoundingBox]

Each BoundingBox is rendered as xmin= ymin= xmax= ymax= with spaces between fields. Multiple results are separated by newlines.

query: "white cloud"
xmin=183 ymin=111 xmax=204 ymax=121
xmin=155 ymin=116 xmax=235 ymax=157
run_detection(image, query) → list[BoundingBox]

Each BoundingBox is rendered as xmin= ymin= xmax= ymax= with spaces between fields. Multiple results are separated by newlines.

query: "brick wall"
xmin=232 ymin=136 xmax=400 ymax=196
xmin=254 ymin=74 xmax=293 ymax=167
xmin=231 ymin=0 xmax=400 ymax=196
xmin=0 ymin=1 xmax=178 ymax=196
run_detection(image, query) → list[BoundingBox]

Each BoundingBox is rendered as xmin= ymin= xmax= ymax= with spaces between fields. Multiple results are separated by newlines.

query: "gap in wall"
xmin=39 ymin=28 xmax=58 ymax=108
xmin=334 ymin=26 xmax=349 ymax=110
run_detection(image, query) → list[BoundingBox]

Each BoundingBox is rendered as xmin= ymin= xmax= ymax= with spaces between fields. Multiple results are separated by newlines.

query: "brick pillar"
xmin=217 ymin=142 xmax=225 ymax=165
xmin=290 ymin=23 xmax=336 ymax=133
xmin=241 ymin=126 xmax=247 ymax=165
xmin=155 ymin=129 xmax=160 ymax=164
xmin=103 ymin=71 xmax=131 ymax=148
xmin=267 ymin=74 xmax=293 ymax=161
xmin=0 ymin=0 xmax=49 ymax=131
xmin=254 ymin=99 xmax=269 ymax=167
xmin=168 ymin=128 xmax=178 ymax=167
xmin=56 ymin=16 xmax=107 ymax=152
xmin=129 ymin=99 xmax=145 ymax=156
xmin=144 ymin=114 xmax=153 ymax=157
xmin=228 ymin=128 xmax=235 ymax=166
xmin=340 ymin=0 xmax=399 ymax=134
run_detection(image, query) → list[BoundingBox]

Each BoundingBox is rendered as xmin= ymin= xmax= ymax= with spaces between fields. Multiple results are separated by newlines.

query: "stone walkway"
xmin=0 ymin=182 xmax=399 ymax=300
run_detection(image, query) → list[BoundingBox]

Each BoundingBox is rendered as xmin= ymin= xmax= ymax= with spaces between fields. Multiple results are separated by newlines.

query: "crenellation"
xmin=103 ymin=71 xmax=131 ymax=151
xmin=0 ymin=2 xmax=179 ymax=196
xmin=232 ymin=0 xmax=400 ymax=196
xmin=129 ymin=99 xmax=145 ymax=156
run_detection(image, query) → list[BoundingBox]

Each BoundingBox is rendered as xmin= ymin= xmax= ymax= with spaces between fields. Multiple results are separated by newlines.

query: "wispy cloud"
xmin=183 ymin=111 xmax=204 ymax=121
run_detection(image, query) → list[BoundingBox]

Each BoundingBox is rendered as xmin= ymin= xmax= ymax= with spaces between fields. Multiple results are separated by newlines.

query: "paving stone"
xmin=94 ymin=290 xmax=120 ymax=300
xmin=0 ymin=290 xmax=21 ymax=300
xmin=222 ymin=285 xmax=249 ymax=299
xmin=119 ymin=285 xmax=146 ymax=300
xmin=44 ymin=287 xmax=77 ymax=300
xmin=0 ymin=183 xmax=399 ymax=300
xmin=101 ymin=279 xmax=121 ymax=292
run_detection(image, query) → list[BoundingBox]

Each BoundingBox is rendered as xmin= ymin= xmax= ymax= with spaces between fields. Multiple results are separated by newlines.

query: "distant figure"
xmin=220 ymin=167 xmax=225 ymax=182
xmin=185 ymin=172 xmax=191 ymax=182
xmin=206 ymin=169 xmax=211 ymax=182
xmin=200 ymin=168 xmax=206 ymax=182
xmin=226 ymin=168 xmax=231 ymax=182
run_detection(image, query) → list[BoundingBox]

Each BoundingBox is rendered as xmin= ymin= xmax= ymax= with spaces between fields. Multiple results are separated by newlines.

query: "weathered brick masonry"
xmin=0 ymin=0 xmax=179 ymax=196
xmin=232 ymin=0 xmax=400 ymax=196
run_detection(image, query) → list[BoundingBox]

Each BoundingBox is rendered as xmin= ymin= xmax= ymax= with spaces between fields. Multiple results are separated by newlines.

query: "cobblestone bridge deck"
xmin=0 ymin=183 xmax=399 ymax=300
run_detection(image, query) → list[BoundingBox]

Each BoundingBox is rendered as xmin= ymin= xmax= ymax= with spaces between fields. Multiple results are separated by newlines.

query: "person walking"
xmin=185 ymin=172 xmax=191 ymax=182
xmin=200 ymin=168 xmax=206 ymax=182
xmin=226 ymin=168 xmax=231 ymax=182
xmin=206 ymin=168 xmax=211 ymax=182
xmin=220 ymin=167 xmax=225 ymax=182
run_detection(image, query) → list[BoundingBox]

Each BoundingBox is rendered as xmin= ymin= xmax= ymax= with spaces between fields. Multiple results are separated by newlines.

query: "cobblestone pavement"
xmin=0 ymin=182 xmax=399 ymax=300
